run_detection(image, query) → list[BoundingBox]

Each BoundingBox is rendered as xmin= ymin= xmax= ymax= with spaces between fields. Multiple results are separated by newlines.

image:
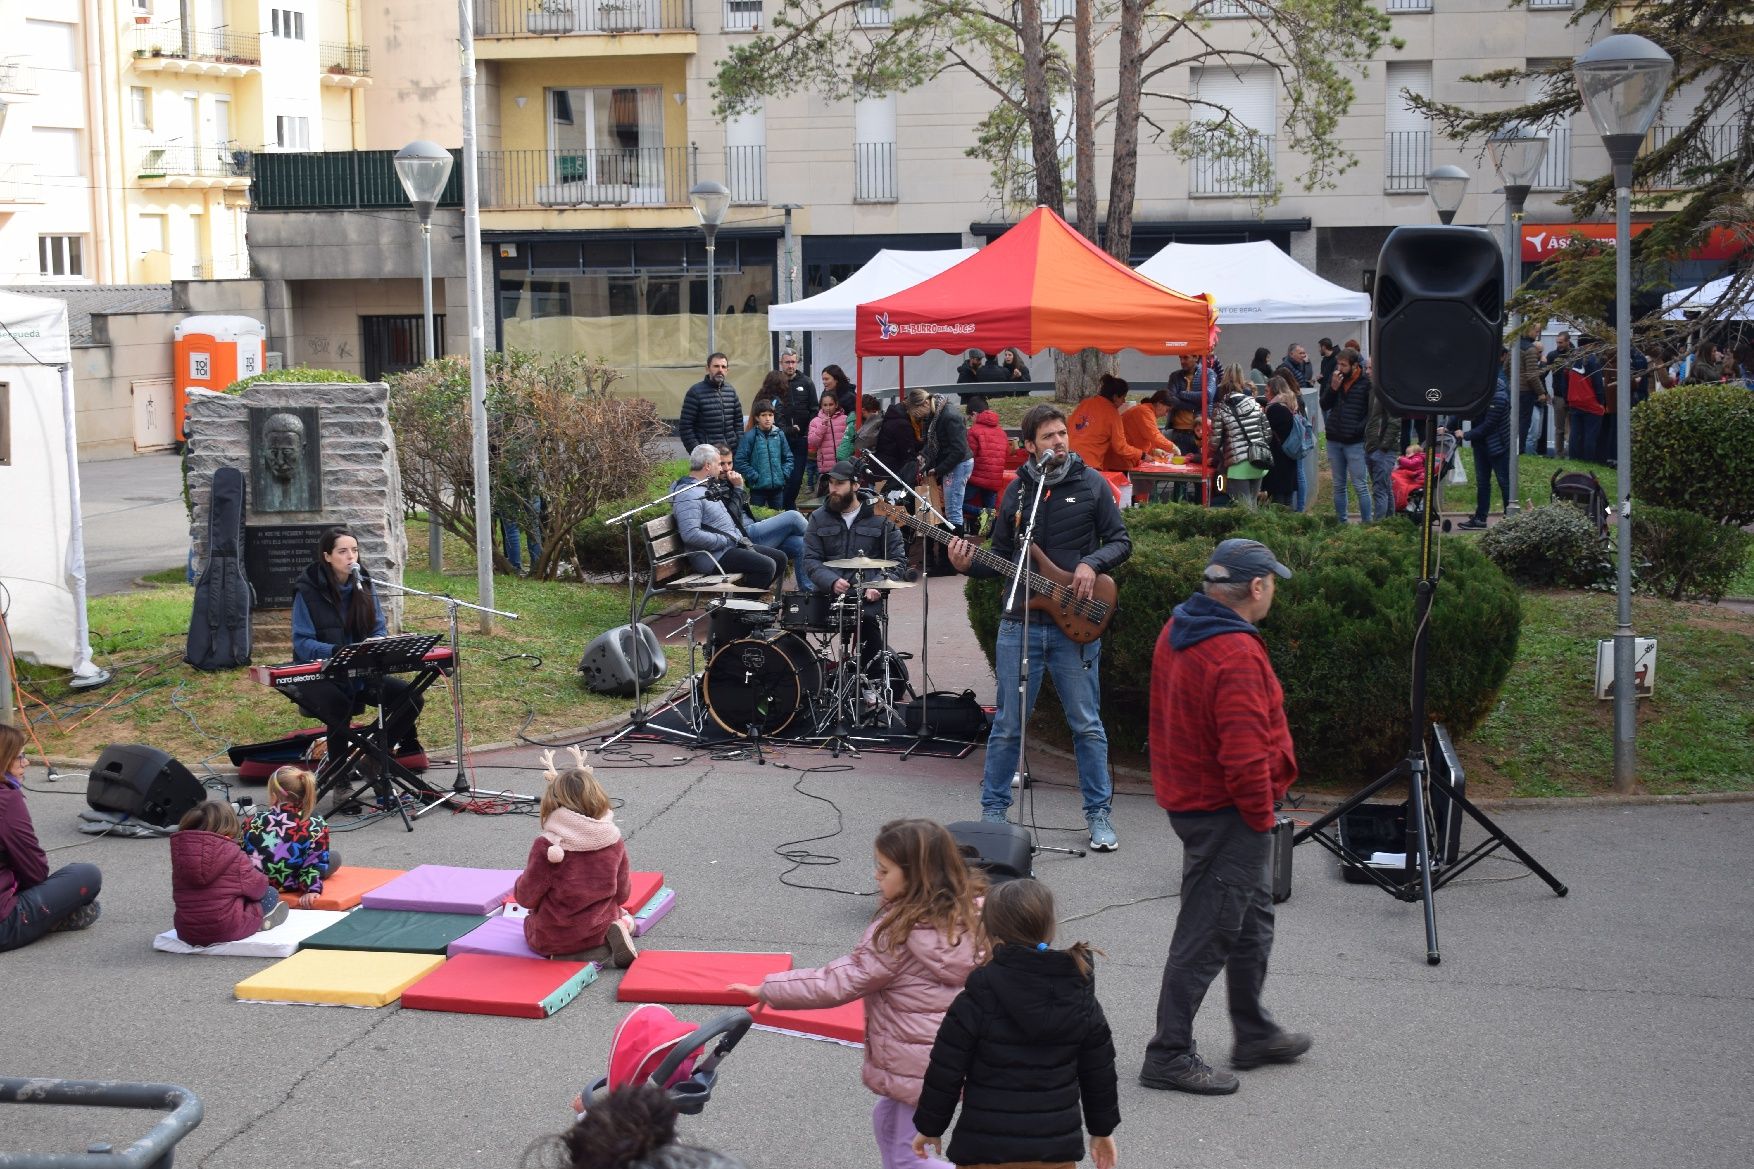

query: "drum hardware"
xmin=692 ymin=582 xmax=772 ymax=594
xmin=707 ymin=597 xmax=780 ymax=650
xmin=822 ymin=555 xmax=900 ymax=571
xmin=863 ymin=579 xmax=917 ymax=590
xmin=702 ymin=630 xmax=823 ymax=740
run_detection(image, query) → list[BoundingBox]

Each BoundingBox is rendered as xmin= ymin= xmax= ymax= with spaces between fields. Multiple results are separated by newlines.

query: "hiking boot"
xmin=1087 ymin=811 xmax=1118 ymax=852
xmin=262 ymin=900 xmax=291 ymax=931
xmin=1139 ymin=1054 xmax=1239 ymax=1095
xmin=605 ymin=920 xmax=639 ymax=969
xmin=1232 ymin=1031 xmax=1313 ymax=1070
xmin=52 ymin=900 xmax=101 ymax=933
xmin=981 ymin=807 xmax=1010 ymax=824
xmin=1458 ymin=517 xmax=1488 ymax=530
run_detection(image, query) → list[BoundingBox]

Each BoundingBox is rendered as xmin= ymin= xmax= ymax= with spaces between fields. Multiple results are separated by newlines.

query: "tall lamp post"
xmin=1488 ymin=123 xmax=1549 ymax=516
xmin=1424 ymin=164 xmax=1469 ymax=225
xmin=394 ymin=140 xmax=456 ymax=574
xmin=1573 ymin=33 xmax=1674 ymax=795
xmin=689 ymin=180 xmax=731 ymax=355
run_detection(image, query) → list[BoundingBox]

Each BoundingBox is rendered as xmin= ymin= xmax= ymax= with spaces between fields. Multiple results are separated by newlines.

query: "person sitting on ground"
xmin=733 ymin=402 xmax=794 ymax=510
xmin=1121 ymin=390 xmax=1179 ymax=465
xmin=0 ymin=725 xmax=102 ymax=952
xmin=534 ymin=1084 xmax=749 ymax=1169
xmin=172 ymin=800 xmax=286 ymax=947
xmin=671 ymin=444 xmax=788 ymax=592
xmin=515 ymin=748 xmax=637 ymax=968
xmin=1069 ymin=373 xmax=1146 ymax=472
xmin=242 ymin=766 xmax=337 ymax=909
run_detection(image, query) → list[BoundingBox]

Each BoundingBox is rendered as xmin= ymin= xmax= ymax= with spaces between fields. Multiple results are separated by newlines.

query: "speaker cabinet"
xmin=86 ymin=743 xmax=206 ymax=827
xmin=1371 ymin=226 xmax=1504 ymax=417
xmin=947 ymin=820 xmax=1033 ymax=884
xmin=578 ymin=624 xmax=667 ymax=696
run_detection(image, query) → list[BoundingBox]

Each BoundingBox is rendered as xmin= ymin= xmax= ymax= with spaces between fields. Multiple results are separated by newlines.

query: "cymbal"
xmin=864 ymin=579 xmax=917 ymax=590
xmin=825 ymin=556 xmax=899 ymax=570
xmin=693 ymin=582 xmax=770 ymax=594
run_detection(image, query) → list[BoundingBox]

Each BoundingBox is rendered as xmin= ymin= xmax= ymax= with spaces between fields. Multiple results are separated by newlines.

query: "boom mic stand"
xmin=1293 ymin=415 xmax=1565 ymax=963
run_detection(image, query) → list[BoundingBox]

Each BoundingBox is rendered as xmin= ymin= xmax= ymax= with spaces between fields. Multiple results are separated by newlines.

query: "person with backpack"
xmin=1262 ymin=379 xmax=1306 ymax=508
xmin=1216 ymin=372 xmax=1273 ymax=509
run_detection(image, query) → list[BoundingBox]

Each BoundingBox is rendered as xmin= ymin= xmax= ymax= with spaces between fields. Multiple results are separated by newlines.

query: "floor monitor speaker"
xmin=946 ymin=820 xmax=1033 ymax=884
xmin=86 ymin=743 xmax=206 ymax=827
xmin=578 ymin=624 xmax=667 ymax=696
xmin=1371 ymin=226 xmax=1504 ymax=417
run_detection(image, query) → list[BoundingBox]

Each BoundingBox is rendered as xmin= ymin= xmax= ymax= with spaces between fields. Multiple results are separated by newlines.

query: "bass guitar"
xmin=868 ymin=498 xmax=1118 ymax=644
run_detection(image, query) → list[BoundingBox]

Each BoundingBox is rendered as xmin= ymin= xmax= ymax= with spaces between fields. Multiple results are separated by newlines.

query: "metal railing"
xmin=723 ymin=0 xmax=760 ymax=29
xmin=1645 ymin=122 xmax=1743 ymax=189
xmin=853 ymin=0 xmax=891 ymax=25
xmin=1527 ymin=0 xmax=1573 ymax=8
xmin=0 ymin=58 xmax=36 ymax=92
xmin=854 ymin=141 xmax=898 ymax=201
xmin=1384 ymin=129 xmax=1432 ymax=192
xmin=1203 ymin=0 xmax=1267 ymax=16
xmin=478 ymin=147 xmax=694 ymax=207
xmin=473 ymin=0 xmax=694 ymax=37
xmin=139 ymin=144 xmax=253 ymax=180
xmin=1529 ymin=125 xmax=1571 ymax=190
xmin=319 ymin=42 xmax=371 ymax=75
xmin=726 ymin=144 xmax=765 ymax=203
xmin=1384 ymin=0 xmax=1432 ymax=9
xmin=1190 ymin=133 xmax=1274 ymax=196
xmin=252 ymin=149 xmax=465 ymax=210
xmin=132 ymin=24 xmax=262 ymax=65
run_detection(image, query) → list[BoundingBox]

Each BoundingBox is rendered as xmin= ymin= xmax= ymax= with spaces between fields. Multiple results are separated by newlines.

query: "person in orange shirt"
xmin=1068 ymin=374 xmax=1145 ymax=472
xmin=1121 ymin=390 xmax=1178 ymax=464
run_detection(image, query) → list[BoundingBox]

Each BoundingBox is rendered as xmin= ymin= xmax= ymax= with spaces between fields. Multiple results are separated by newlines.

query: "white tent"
xmin=0 ymin=289 xmax=104 ymax=682
xmin=1663 ymin=274 xmax=1754 ymax=321
xmin=769 ymin=248 xmax=982 ymax=391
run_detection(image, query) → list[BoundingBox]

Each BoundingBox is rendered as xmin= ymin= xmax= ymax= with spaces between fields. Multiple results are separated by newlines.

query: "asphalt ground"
xmin=77 ymin=451 xmax=188 ymax=596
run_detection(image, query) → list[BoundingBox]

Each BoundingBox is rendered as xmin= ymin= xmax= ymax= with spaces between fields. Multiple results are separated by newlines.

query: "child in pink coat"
xmin=729 ymin=819 xmax=985 ymax=1169
xmin=807 ymin=395 xmax=851 ymax=486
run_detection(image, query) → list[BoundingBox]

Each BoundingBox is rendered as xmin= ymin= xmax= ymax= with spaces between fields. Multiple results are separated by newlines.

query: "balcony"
xmin=1529 ymin=125 xmax=1571 ymax=191
xmin=131 ymin=26 xmax=262 ymax=76
xmin=319 ymin=43 xmax=372 ymax=87
xmin=474 ymin=0 xmax=694 ymax=40
xmin=853 ymin=142 xmax=898 ymax=202
xmin=1645 ymin=123 xmax=1743 ymax=190
xmin=253 ymin=150 xmax=464 ymax=210
xmin=1190 ymin=133 xmax=1275 ymax=197
xmin=0 ymin=58 xmax=36 ymax=94
xmin=0 ymin=163 xmax=42 ymax=207
xmin=139 ymin=145 xmax=253 ymax=189
xmin=1384 ymin=130 xmax=1432 ymax=193
xmin=1203 ymin=0 xmax=1267 ymax=16
xmin=726 ymin=144 xmax=765 ymax=204
xmin=1527 ymin=0 xmax=1572 ymax=8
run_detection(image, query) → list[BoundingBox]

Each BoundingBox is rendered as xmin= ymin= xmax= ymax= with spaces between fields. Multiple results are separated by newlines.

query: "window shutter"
xmin=1192 ymin=67 xmax=1274 ymax=136
xmin=1384 ymin=62 xmax=1432 ymax=135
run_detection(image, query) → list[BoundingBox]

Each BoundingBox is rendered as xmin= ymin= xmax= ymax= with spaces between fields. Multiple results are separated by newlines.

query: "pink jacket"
xmin=760 ymin=911 xmax=981 ymax=1106
xmin=807 ymin=410 xmax=850 ymax=475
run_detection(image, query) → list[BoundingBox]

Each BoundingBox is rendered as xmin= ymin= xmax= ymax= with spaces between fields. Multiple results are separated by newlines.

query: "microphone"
xmin=1036 ymin=448 xmax=1065 ymax=469
xmin=349 ymin=562 xmax=362 ymax=584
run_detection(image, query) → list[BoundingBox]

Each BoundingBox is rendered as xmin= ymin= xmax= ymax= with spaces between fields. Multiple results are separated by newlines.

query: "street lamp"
xmin=1488 ymin=123 xmax=1549 ymax=518
xmin=689 ymin=180 xmax=732 ymax=355
xmin=394 ymin=139 xmax=456 ymax=574
xmin=1424 ymin=164 xmax=1469 ymax=225
xmin=1573 ymin=32 xmax=1674 ymax=795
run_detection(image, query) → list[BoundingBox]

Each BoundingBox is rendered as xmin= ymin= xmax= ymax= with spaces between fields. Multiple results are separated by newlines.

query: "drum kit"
xmin=669 ymin=556 xmax=919 ymax=756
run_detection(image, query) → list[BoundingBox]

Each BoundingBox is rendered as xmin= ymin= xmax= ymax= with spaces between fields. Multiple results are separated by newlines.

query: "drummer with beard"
xmin=801 ymin=460 xmax=907 ymax=672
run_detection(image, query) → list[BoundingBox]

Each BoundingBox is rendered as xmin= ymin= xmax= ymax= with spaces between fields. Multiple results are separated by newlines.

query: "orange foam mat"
xmin=306 ymin=867 xmax=406 ymax=911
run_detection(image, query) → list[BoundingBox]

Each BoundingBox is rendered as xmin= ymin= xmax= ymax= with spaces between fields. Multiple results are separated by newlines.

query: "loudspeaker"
xmin=86 ymin=743 xmax=206 ymax=827
xmin=1371 ymin=226 xmax=1504 ymax=416
xmin=947 ymin=820 xmax=1033 ymax=884
xmin=578 ymin=623 xmax=667 ymax=696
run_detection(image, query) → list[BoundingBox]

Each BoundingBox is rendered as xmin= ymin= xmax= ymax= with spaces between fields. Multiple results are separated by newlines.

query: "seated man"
xmin=802 ymin=461 xmax=907 ymax=671
xmin=713 ymin=444 xmax=811 ymax=593
xmin=671 ymin=444 xmax=787 ymax=591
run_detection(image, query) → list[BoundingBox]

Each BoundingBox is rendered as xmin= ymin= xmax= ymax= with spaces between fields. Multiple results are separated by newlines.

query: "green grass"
xmin=140 ymin=566 xmax=189 ymax=587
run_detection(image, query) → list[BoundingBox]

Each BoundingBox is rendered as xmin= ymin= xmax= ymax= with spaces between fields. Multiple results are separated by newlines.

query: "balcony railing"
xmin=1384 ymin=0 xmax=1431 ymax=9
xmin=1527 ymin=0 xmax=1572 ymax=8
xmin=854 ymin=141 xmax=898 ymax=201
xmin=319 ymin=42 xmax=371 ymax=76
xmin=1202 ymin=0 xmax=1267 ymax=16
xmin=0 ymin=58 xmax=36 ymax=93
xmin=138 ymin=144 xmax=253 ymax=181
xmin=853 ymin=0 xmax=891 ymax=25
xmin=723 ymin=0 xmax=760 ymax=29
xmin=1384 ymin=129 xmax=1432 ymax=192
xmin=132 ymin=25 xmax=262 ymax=66
xmin=473 ymin=0 xmax=694 ymax=37
xmin=1529 ymin=125 xmax=1571 ymax=191
xmin=726 ymin=144 xmax=765 ymax=204
xmin=479 ymin=147 xmax=693 ymax=207
xmin=1190 ymin=133 xmax=1274 ymax=196
xmin=253 ymin=150 xmax=465 ymax=210
xmin=1645 ymin=122 xmax=1743 ymax=190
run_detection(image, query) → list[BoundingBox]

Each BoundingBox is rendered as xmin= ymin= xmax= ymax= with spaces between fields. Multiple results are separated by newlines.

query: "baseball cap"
xmin=825 ymin=460 xmax=859 ymax=482
xmin=1204 ymin=538 xmax=1292 ymax=582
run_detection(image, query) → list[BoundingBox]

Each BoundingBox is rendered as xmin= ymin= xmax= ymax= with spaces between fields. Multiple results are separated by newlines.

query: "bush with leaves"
xmin=388 ymin=351 xmax=666 ymax=579
xmin=966 ymin=504 xmax=1521 ymax=787
xmin=223 ymin=368 xmax=364 ymax=394
xmin=1630 ymin=384 xmax=1754 ymax=526
xmin=1478 ymin=505 xmax=1612 ymax=589
xmin=1631 ymin=504 xmax=1754 ymax=602
xmin=569 ymin=458 xmax=692 ymax=573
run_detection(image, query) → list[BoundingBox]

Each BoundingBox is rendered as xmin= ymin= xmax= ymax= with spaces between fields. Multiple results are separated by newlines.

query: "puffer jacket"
xmin=171 ymin=828 xmax=270 ymax=947
xmin=807 ymin=410 xmax=850 ymax=475
xmin=1216 ymin=392 xmax=1270 ymax=472
xmin=670 ymin=476 xmax=746 ymax=575
xmin=734 ymin=425 xmax=793 ymax=492
xmin=1463 ymin=378 xmax=1513 ymax=459
xmin=676 ymin=377 xmax=743 ymax=453
xmin=966 ymin=411 xmax=1011 ymax=490
xmin=1321 ymin=366 xmax=1372 ymax=443
xmin=760 ymin=913 xmax=982 ymax=1106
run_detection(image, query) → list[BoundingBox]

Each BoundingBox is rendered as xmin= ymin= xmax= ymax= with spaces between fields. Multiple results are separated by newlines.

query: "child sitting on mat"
xmin=172 ymin=801 xmax=286 ymax=946
xmin=912 ymin=878 xmax=1120 ymax=1169
xmin=242 ymin=766 xmax=337 ymax=909
xmin=727 ymin=819 xmax=985 ymax=1169
xmin=515 ymin=748 xmax=637 ymax=968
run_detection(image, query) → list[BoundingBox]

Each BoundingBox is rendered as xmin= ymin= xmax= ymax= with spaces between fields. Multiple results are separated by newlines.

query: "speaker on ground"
xmin=1371 ymin=226 xmax=1504 ymax=417
xmin=947 ymin=820 xmax=1033 ymax=883
xmin=86 ymin=743 xmax=206 ymax=827
xmin=578 ymin=624 xmax=667 ymax=696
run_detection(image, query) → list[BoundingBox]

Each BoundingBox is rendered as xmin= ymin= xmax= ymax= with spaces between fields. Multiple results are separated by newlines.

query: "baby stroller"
xmin=1400 ymin=432 xmax=1459 ymax=521
xmin=579 ymin=1004 xmax=753 ymax=1117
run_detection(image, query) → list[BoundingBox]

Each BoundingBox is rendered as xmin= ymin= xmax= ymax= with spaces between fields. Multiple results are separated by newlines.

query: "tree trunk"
xmin=1056 ymin=0 xmax=1107 ymax=406
xmin=1104 ymin=0 xmax=1144 ymax=266
xmin=1018 ymin=0 xmax=1061 ymax=213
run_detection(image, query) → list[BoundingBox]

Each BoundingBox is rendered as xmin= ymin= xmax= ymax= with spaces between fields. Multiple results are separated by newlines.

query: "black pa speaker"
xmin=578 ymin=623 xmax=667 ymax=696
xmin=1371 ymin=226 xmax=1504 ymax=416
xmin=86 ymin=743 xmax=206 ymax=827
xmin=947 ymin=820 xmax=1033 ymax=884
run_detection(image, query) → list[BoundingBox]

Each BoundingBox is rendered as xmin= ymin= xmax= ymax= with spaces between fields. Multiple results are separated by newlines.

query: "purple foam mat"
xmin=448 ymin=915 xmax=542 ymax=960
xmin=630 ymin=888 xmax=676 ymax=937
xmin=360 ymin=865 xmax=522 ymax=916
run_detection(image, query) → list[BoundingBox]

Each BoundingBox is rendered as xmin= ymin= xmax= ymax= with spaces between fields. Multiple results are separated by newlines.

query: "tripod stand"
xmin=1293 ymin=415 xmax=1566 ymax=963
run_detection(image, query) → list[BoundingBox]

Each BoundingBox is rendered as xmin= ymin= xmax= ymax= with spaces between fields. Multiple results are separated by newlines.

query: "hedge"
xmin=222 ymin=368 xmax=364 ymax=395
xmin=1630 ymin=384 xmax=1754 ymax=526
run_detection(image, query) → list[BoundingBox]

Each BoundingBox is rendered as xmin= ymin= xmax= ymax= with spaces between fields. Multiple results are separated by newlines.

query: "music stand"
xmin=313 ymin=633 xmax=447 ymax=832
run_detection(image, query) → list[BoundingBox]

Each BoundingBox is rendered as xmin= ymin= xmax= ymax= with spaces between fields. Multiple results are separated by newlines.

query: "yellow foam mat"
xmin=234 ymin=948 xmax=446 ymax=1008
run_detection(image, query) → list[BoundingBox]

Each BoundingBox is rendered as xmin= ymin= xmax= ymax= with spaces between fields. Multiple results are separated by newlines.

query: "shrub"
xmin=223 ymin=367 xmax=363 ymax=394
xmin=570 ymin=458 xmax=692 ymax=573
xmin=1478 ymin=505 xmax=1612 ymax=588
xmin=1630 ymin=384 xmax=1754 ymax=525
xmin=966 ymin=503 xmax=1521 ymax=787
xmin=1631 ymin=504 xmax=1754 ymax=602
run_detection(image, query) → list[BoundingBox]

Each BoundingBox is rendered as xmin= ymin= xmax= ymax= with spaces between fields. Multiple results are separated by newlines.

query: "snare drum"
xmin=708 ymin=597 xmax=778 ymax=647
xmin=778 ymin=591 xmax=863 ymax=633
xmin=703 ymin=630 xmax=823 ymax=735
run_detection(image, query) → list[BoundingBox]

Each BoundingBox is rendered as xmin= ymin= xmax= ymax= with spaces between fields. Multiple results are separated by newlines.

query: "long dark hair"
xmin=1251 ymin=347 xmax=1274 ymax=378
xmin=820 ymin=364 xmax=853 ymax=396
xmin=317 ymin=526 xmax=376 ymax=642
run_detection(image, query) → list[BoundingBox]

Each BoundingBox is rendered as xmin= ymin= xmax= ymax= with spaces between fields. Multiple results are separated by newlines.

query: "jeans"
xmin=1295 ymin=448 xmax=1312 ymax=512
xmin=1472 ymin=444 xmax=1510 ymax=520
xmin=939 ymin=458 xmax=975 ymax=529
xmin=1328 ymin=440 xmax=1372 ymax=522
xmin=872 ymin=1096 xmax=952 ymax=1169
xmin=981 ymin=618 xmax=1112 ymax=818
xmin=0 ymin=862 xmax=102 ymax=952
xmin=1520 ymin=394 xmax=1547 ymax=456
xmin=1142 ymin=810 xmax=1278 ymax=1070
xmin=747 ymin=510 xmax=810 ymax=592
xmin=1367 ymin=449 xmax=1398 ymax=520
xmin=784 ymin=433 xmax=809 ymax=510
xmin=748 ymin=486 xmax=785 ymax=510
xmin=499 ymin=500 xmax=543 ymax=573
xmin=963 ymin=484 xmax=998 ymax=530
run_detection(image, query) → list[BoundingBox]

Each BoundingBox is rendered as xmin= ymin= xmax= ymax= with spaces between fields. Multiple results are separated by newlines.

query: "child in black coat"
xmin=912 ymin=878 xmax=1119 ymax=1169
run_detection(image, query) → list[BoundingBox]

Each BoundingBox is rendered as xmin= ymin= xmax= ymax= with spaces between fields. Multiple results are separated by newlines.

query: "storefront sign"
xmin=1522 ymin=224 xmax=1744 ymax=262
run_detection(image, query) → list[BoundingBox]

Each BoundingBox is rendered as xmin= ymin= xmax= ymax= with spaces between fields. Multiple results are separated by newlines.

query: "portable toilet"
xmin=172 ymin=315 xmax=267 ymax=440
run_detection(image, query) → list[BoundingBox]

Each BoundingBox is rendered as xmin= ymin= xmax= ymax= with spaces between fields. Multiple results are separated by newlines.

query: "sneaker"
xmin=1232 ymin=1031 xmax=1312 ymax=1070
xmin=1087 ymin=811 xmax=1118 ymax=852
xmin=1139 ymin=1054 xmax=1239 ymax=1095
xmin=263 ymin=900 xmax=290 ymax=931
xmin=52 ymin=900 xmax=101 ymax=933
xmin=981 ymin=807 xmax=1009 ymax=824
xmin=1458 ymin=517 xmax=1489 ymax=530
xmin=605 ymin=920 xmax=639 ymax=969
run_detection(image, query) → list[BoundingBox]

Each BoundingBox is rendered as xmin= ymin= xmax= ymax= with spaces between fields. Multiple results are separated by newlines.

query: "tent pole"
xmin=60 ymin=364 xmax=106 ymax=686
xmin=857 ymin=356 xmax=864 ymax=427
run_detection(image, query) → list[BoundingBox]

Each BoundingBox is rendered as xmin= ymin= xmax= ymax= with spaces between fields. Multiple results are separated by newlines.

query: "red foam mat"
xmin=401 ymin=954 xmax=597 ymax=1019
xmin=622 ymin=871 xmax=664 ymax=914
xmin=750 ymin=999 xmax=866 ymax=1044
xmin=615 ymin=950 xmax=793 ymax=1006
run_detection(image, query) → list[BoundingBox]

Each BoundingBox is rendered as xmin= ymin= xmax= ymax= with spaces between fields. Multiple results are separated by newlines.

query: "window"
xmin=133 ymin=0 xmax=150 ymax=12
xmin=724 ymin=0 xmax=760 ymax=31
xmin=854 ymin=0 xmax=890 ymax=26
xmin=275 ymin=115 xmax=311 ymax=149
xmin=1189 ymin=65 xmax=1274 ymax=195
xmin=137 ymin=214 xmax=167 ymax=256
xmin=543 ymin=86 xmax=666 ymax=202
xmin=33 ymin=128 xmax=83 ymax=177
xmin=725 ymin=105 xmax=765 ymax=203
xmin=270 ymin=9 xmax=306 ymax=39
xmin=25 ymin=20 xmax=77 ymax=71
xmin=130 ymin=86 xmax=154 ymax=130
xmin=1384 ymin=61 xmax=1432 ymax=192
xmin=39 ymin=235 xmax=86 ymax=278
xmin=1524 ymin=59 xmax=1572 ymax=190
xmin=854 ymin=94 xmax=897 ymax=201
xmin=1204 ymin=0 xmax=1267 ymax=16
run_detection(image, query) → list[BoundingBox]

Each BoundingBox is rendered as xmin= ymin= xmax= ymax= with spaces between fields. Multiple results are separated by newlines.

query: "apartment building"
xmin=241 ymin=0 xmax=1738 ymax=412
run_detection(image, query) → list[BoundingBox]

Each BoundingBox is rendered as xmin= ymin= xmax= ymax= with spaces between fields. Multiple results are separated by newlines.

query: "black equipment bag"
xmin=899 ymin=690 xmax=989 ymax=740
xmin=185 ymin=466 xmax=254 ymax=670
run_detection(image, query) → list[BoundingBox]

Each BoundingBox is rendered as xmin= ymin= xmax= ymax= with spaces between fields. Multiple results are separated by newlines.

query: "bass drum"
xmin=703 ymin=631 xmax=823 ymax=736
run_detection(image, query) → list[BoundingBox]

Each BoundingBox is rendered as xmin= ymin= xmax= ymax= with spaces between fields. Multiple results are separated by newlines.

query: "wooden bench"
xmin=636 ymin=512 xmax=741 ymax=619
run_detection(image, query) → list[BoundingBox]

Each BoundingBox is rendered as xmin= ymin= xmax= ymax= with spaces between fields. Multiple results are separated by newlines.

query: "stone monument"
xmin=250 ymin=405 xmax=322 ymax=513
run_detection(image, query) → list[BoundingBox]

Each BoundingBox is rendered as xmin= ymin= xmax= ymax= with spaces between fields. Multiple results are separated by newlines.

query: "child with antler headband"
xmin=513 ymin=747 xmax=637 ymax=967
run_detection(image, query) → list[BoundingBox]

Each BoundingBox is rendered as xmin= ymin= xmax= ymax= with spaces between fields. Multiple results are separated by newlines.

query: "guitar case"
xmin=185 ymin=465 xmax=255 ymax=671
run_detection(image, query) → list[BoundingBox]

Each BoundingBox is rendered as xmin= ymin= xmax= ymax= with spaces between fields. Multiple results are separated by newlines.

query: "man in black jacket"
xmin=802 ymin=461 xmax=906 ymax=670
xmin=774 ymin=348 xmax=818 ymax=508
xmin=956 ymin=349 xmax=1011 ymax=384
xmin=677 ymin=353 xmax=742 ymax=454
xmin=947 ymin=405 xmax=1132 ymax=852
xmin=910 ymin=389 xmax=974 ymax=536
xmin=1320 ymin=347 xmax=1373 ymax=522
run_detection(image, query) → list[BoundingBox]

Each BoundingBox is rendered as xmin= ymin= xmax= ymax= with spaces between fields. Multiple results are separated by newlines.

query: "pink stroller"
xmin=580 ymin=1004 xmax=753 ymax=1116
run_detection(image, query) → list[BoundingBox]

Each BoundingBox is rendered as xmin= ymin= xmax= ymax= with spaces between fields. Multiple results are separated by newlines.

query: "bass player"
xmin=947 ymin=404 xmax=1131 ymax=852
